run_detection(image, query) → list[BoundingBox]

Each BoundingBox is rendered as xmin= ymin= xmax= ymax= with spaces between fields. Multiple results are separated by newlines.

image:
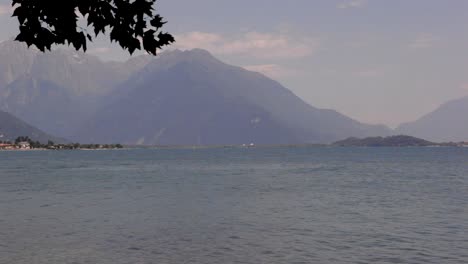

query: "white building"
xmin=18 ymin=141 xmax=31 ymax=149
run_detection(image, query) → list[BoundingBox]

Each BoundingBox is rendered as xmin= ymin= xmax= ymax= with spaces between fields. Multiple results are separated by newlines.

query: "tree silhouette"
xmin=11 ymin=0 xmax=174 ymax=55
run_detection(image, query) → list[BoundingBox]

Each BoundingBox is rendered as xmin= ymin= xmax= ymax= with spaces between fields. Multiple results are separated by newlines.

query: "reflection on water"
xmin=0 ymin=147 xmax=467 ymax=264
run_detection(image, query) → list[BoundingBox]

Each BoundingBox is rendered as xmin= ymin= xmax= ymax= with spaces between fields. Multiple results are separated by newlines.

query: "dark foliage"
xmin=332 ymin=135 xmax=435 ymax=147
xmin=12 ymin=136 xmax=124 ymax=149
xmin=11 ymin=0 xmax=174 ymax=55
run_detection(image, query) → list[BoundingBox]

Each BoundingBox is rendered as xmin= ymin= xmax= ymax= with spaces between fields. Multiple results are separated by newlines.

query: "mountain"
xmin=397 ymin=96 xmax=468 ymax=142
xmin=0 ymin=110 xmax=61 ymax=143
xmin=0 ymin=77 xmax=83 ymax=137
xmin=0 ymin=40 xmax=37 ymax=95
xmin=76 ymin=49 xmax=391 ymax=145
xmin=0 ymin=40 xmax=391 ymax=145
xmin=0 ymin=40 xmax=152 ymax=138
xmin=333 ymin=135 xmax=435 ymax=147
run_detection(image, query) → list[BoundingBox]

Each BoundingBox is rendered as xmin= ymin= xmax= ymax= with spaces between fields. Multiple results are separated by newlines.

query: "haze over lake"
xmin=1 ymin=1 xmax=468 ymax=264
xmin=1 ymin=147 xmax=467 ymax=264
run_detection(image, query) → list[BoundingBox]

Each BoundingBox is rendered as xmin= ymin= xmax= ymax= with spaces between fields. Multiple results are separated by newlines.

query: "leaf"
xmin=150 ymin=15 xmax=165 ymax=28
xmin=13 ymin=0 xmax=173 ymax=55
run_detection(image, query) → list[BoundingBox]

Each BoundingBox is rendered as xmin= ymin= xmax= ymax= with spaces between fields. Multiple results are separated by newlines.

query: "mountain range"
xmin=0 ymin=110 xmax=60 ymax=143
xmin=76 ymin=49 xmax=391 ymax=145
xmin=397 ymin=96 xmax=468 ymax=142
xmin=0 ymin=40 xmax=150 ymax=138
xmin=0 ymin=40 xmax=465 ymax=144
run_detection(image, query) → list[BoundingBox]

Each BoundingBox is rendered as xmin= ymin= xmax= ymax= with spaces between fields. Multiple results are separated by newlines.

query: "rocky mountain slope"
xmin=0 ymin=40 xmax=392 ymax=145
xmin=0 ymin=110 xmax=61 ymax=143
xmin=76 ymin=49 xmax=391 ymax=145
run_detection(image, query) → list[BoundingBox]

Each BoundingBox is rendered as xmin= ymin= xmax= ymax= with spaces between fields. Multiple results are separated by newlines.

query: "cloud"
xmin=461 ymin=83 xmax=468 ymax=91
xmin=409 ymin=33 xmax=438 ymax=49
xmin=337 ymin=0 xmax=367 ymax=9
xmin=0 ymin=4 xmax=13 ymax=16
xmin=173 ymin=31 xmax=318 ymax=59
xmin=243 ymin=64 xmax=297 ymax=79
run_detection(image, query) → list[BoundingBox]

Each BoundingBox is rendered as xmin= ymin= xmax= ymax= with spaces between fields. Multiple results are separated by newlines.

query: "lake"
xmin=0 ymin=147 xmax=467 ymax=264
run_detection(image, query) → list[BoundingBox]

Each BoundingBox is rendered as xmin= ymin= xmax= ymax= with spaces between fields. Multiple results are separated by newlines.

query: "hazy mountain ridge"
xmin=76 ymin=49 xmax=391 ymax=145
xmin=0 ymin=40 xmax=37 ymax=95
xmin=0 ymin=40 xmax=153 ymax=138
xmin=1 ymin=41 xmax=394 ymax=145
xmin=397 ymin=96 xmax=468 ymax=142
xmin=76 ymin=59 xmax=300 ymax=145
xmin=0 ymin=40 xmax=153 ymax=97
xmin=0 ymin=110 xmax=62 ymax=143
xmin=0 ymin=76 xmax=82 ymax=137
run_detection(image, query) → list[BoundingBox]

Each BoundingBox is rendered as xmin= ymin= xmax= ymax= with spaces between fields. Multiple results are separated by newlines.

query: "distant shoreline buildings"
xmin=0 ymin=137 xmax=123 ymax=151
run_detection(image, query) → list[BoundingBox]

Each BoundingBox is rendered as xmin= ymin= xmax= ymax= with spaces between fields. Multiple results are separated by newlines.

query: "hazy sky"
xmin=1 ymin=0 xmax=468 ymax=127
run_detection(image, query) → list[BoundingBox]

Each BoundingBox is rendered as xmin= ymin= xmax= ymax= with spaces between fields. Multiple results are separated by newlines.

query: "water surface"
xmin=0 ymin=147 xmax=467 ymax=264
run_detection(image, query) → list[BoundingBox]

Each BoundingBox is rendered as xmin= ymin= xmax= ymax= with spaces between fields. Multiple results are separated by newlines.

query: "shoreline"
xmin=3 ymin=145 xmax=468 ymax=152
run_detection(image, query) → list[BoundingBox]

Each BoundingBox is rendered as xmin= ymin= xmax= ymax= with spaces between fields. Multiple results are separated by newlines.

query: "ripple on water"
xmin=0 ymin=147 xmax=467 ymax=264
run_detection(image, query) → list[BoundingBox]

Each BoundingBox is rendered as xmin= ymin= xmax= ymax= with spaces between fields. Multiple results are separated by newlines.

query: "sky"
xmin=1 ymin=0 xmax=468 ymax=127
